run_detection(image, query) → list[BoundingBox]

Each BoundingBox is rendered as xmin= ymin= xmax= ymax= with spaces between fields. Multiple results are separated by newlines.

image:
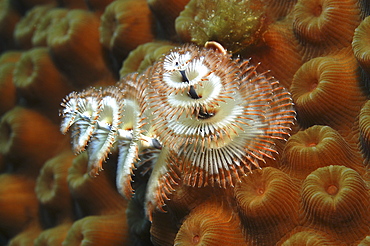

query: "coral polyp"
xmin=60 ymin=42 xmax=295 ymax=216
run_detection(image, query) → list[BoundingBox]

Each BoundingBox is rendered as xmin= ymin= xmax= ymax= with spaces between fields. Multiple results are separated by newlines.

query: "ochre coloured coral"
xmin=85 ymin=0 xmax=115 ymax=15
xmin=264 ymin=0 xmax=298 ymax=21
xmin=61 ymin=212 xmax=129 ymax=246
xmin=0 ymin=106 xmax=66 ymax=177
xmin=290 ymin=48 xmax=366 ymax=140
xmin=357 ymin=236 xmax=370 ymax=246
xmin=0 ymin=63 xmax=17 ymax=116
xmin=175 ymin=0 xmax=266 ymax=53
xmin=352 ymin=15 xmax=370 ymax=75
xmin=35 ymin=150 xmax=74 ymax=214
xmin=67 ymin=152 xmax=128 ymax=216
xmin=234 ymin=167 xmax=299 ymax=245
xmin=120 ymin=41 xmax=176 ymax=77
xmin=281 ymin=125 xmax=365 ymax=179
xmin=300 ymin=165 xmax=370 ymax=244
xmin=359 ymin=100 xmax=370 ymax=164
xmin=13 ymin=4 xmax=55 ymax=49
xmin=164 ymin=180 xmax=214 ymax=222
xmin=33 ymin=221 xmax=73 ymax=246
xmin=7 ymin=223 xmax=42 ymax=246
xmin=292 ymin=0 xmax=361 ymax=60
xmin=47 ymin=9 xmax=112 ymax=87
xmin=147 ymin=0 xmax=190 ymax=40
xmin=31 ymin=8 xmax=68 ymax=47
xmin=277 ymin=227 xmax=346 ymax=246
xmin=174 ymin=199 xmax=247 ymax=246
xmin=245 ymin=17 xmax=302 ymax=89
xmin=0 ymin=0 xmax=20 ymax=50
xmin=0 ymin=55 xmax=19 ymax=115
xmin=12 ymin=47 xmax=73 ymax=121
xmin=0 ymin=174 xmax=39 ymax=238
xmin=99 ymin=0 xmax=155 ymax=70
xmin=0 ymin=50 xmax=22 ymax=65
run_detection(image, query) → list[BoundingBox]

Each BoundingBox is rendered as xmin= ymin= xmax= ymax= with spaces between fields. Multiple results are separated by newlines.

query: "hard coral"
xmin=278 ymin=227 xmax=346 ymax=246
xmin=62 ymin=212 xmax=129 ymax=246
xmin=100 ymin=0 xmax=156 ymax=71
xmin=290 ymin=48 xmax=366 ymax=140
xmin=0 ymin=174 xmax=38 ymax=238
xmin=281 ymin=125 xmax=365 ymax=179
xmin=0 ymin=106 xmax=66 ymax=176
xmin=13 ymin=4 xmax=55 ymax=49
xmin=67 ymin=152 xmax=128 ymax=216
xmin=0 ymin=63 xmax=17 ymax=116
xmin=34 ymin=221 xmax=72 ymax=246
xmin=148 ymin=0 xmax=190 ymax=40
xmin=244 ymin=17 xmax=302 ymax=89
xmin=119 ymin=41 xmax=176 ymax=77
xmin=300 ymin=165 xmax=370 ymax=243
xmin=35 ymin=150 xmax=74 ymax=214
xmin=353 ymin=15 xmax=370 ymax=75
xmin=234 ymin=167 xmax=299 ymax=245
xmin=174 ymin=199 xmax=247 ymax=246
xmin=1 ymin=0 xmax=370 ymax=245
xmin=360 ymin=100 xmax=370 ymax=164
xmin=0 ymin=0 xmax=20 ymax=51
xmin=13 ymin=47 xmax=73 ymax=121
xmin=31 ymin=8 xmax=68 ymax=47
xmin=47 ymin=9 xmax=112 ymax=88
xmin=292 ymin=0 xmax=361 ymax=60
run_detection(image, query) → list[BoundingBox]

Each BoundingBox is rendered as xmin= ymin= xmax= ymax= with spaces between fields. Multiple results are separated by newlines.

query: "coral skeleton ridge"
xmin=60 ymin=42 xmax=295 ymax=217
